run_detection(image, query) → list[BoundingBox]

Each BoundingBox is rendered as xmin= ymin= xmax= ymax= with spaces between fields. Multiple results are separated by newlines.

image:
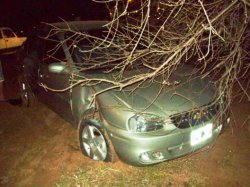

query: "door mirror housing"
xmin=48 ymin=63 xmax=70 ymax=74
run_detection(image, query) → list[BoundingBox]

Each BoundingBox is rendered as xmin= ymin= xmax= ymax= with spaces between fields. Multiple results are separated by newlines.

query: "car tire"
xmin=78 ymin=119 xmax=117 ymax=162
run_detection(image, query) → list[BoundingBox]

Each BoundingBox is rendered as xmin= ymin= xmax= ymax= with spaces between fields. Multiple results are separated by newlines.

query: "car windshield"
xmin=65 ymin=29 xmax=115 ymax=70
xmin=65 ymin=28 xmax=147 ymax=72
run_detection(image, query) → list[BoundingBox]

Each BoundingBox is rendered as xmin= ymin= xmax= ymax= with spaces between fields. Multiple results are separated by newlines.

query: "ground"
xmin=0 ymin=55 xmax=249 ymax=187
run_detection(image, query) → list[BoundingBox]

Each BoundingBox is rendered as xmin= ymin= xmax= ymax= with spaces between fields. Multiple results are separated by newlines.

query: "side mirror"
xmin=48 ymin=63 xmax=70 ymax=74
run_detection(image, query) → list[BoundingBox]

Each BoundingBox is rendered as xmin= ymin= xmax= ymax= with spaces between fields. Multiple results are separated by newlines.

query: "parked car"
xmin=0 ymin=27 xmax=27 ymax=55
xmin=19 ymin=21 xmax=230 ymax=166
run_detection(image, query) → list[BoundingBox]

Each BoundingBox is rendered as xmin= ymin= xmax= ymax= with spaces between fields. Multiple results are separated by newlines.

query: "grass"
xmin=184 ymin=176 xmax=206 ymax=187
xmin=54 ymin=158 xmax=206 ymax=187
xmin=218 ymin=149 xmax=234 ymax=168
xmin=55 ymin=166 xmax=171 ymax=187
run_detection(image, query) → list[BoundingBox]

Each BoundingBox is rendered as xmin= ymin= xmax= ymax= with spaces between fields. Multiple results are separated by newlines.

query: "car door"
xmin=39 ymin=35 xmax=74 ymax=123
xmin=22 ymin=30 xmax=44 ymax=92
xmin=0 ymin=29 xmax=7 ymax=50
xmin=1 ymin=28 xmax=18 ymax=49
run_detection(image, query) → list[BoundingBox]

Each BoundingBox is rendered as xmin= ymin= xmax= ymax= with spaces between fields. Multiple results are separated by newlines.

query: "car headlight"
xmin=127 ymin=114 xmax=165 ymax=132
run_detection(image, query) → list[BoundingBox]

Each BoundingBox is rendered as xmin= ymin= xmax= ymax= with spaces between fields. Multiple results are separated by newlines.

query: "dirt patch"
xmin=0 ymin=101 xmax=83 ymax=186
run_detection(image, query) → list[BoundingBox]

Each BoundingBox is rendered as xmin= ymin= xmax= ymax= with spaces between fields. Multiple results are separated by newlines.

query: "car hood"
xmin=87 ymin=65 xmax=218 ymax=117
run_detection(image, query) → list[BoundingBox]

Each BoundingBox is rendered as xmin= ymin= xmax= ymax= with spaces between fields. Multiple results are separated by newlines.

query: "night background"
xmin=0 ymin=0 xmax=109 ymax=34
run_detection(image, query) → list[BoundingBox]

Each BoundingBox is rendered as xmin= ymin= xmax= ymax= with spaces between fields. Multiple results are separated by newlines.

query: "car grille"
xmin=170 ymin=102 xmax=219 ymax=129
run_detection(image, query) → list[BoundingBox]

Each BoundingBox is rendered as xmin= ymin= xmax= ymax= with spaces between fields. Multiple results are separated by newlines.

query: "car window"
xmin=3 ymin=29 xmax=15 ymax=38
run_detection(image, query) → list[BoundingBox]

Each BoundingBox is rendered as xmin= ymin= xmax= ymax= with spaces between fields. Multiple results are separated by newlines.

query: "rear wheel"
xmin=78 ymin=119 xmax=117 ymax=162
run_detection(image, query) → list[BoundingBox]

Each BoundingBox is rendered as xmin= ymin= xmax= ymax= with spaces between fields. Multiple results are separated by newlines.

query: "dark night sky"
xmin=0 ymin=0 xmax=109 ymax=33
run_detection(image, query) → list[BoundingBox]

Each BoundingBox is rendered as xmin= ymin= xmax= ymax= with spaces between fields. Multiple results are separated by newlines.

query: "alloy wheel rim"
xmin=81 ymin=125 xmax=107 ymax=161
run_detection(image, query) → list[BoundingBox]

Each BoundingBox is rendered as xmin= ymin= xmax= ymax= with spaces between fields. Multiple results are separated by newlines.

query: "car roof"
xmin=46 ymin=20 xmax=109 ymax=31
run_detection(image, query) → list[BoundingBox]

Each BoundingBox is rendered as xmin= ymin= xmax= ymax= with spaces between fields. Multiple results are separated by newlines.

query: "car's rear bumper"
xmin=104 ymin=116 xmax=230 ymax=166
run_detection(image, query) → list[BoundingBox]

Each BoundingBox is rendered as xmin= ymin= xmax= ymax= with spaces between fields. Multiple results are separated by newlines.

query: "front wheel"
xmin=78 ymin=120 xmax=117 ymax=162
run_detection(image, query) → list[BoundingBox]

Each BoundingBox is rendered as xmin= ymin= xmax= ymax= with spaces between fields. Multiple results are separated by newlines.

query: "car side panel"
xmin=71 ymin=84 xmax=95 ymax=128
xmin=0 ymin=34 xmax=7 ymax=50
xmin=38 ymin=63 xmax=74 ymax=124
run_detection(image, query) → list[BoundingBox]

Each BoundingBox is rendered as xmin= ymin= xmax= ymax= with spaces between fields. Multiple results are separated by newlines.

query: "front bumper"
xmin=104 ymin=117 xmax=229 ymax=166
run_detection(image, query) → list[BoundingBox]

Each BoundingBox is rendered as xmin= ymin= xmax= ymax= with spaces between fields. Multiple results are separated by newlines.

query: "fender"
xmin=71 ymin=84 xmax=97 ymax=128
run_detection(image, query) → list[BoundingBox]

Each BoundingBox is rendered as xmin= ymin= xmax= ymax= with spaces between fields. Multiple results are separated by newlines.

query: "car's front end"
xmin=100 ymin=97 xmax=229 ymax=166
xmin=96 ymin=65 xmax=230 ymax=165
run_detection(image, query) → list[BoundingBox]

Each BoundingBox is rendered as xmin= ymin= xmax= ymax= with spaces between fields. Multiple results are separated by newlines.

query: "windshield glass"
xmin=66 ymin=29 xmax=123 ymax=71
